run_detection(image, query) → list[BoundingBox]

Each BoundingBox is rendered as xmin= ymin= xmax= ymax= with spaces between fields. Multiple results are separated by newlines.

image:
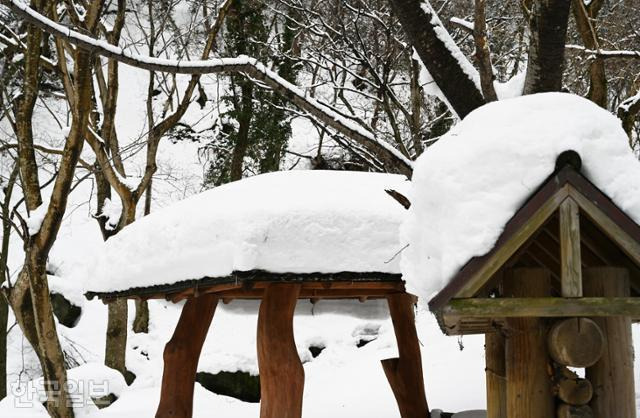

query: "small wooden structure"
xmin=89 ymin=273 xmax=428 ymax=418
xmin=429 ymin=152 xmax=640 ymax=418
xmin=86 ymin=169 xmax=429 ymax=418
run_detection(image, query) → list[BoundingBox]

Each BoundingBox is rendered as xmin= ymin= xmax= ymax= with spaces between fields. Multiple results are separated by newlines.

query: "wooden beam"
xmin=257 ymin=284 xmax=304 ymax=418
xmin=216 ymin=288 xmax=402 ymax=300
xmin=584 ymin=267 xmax=636 ymax=418
xmin=560 ymin=198 xmax=582 ymax=297
xmin=381 ymin=293 xmax=429 ymax=418
xmin=442 ymin=296 xmax=640 ymax=318
xmin=568 ymin=187 xmax=640 ymax=269
xmin=456 ymin=186 xmax=569 ymax=298
xmin=156 ymin=294 xmax=218 ymax=418
xmin=165 ymin=281 xmax=405 ymax=302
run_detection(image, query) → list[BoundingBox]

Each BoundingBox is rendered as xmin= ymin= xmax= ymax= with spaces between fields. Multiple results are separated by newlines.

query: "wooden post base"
xmin=156 ymin=294 xmax=218 ymax=418
xmin=485 ymin=332 xmax=506 ymax=418
xmin=257 ymin=283 xmax=304 ymax=418
xmin=584 ymin=267 xmax=636 ymax=418
xmin=381 ymin=293 xmax=429 ymax=418
xmin=503 ymin=268 xmax=554 ymax=418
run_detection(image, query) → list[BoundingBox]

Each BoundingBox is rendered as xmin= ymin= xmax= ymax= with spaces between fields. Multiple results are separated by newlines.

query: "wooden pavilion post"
xmin=503 ymin=268 xmax=554 ymax=418
xmin=381 ymin=293 xmax=429 ymax=418
xmin=485 ymin=332 xmax=506 ymax=418
xmin=584 ymin=267 xmax=636 ymax=418
xmin=156 ymin=294 xmax=218 ymax=418
xmin=257 ymin=283 xmax=304 ymax=418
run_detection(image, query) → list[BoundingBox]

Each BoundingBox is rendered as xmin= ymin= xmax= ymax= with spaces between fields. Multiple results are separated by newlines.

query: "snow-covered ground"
xmin=1 ymin=296 xmax=489 ymax=417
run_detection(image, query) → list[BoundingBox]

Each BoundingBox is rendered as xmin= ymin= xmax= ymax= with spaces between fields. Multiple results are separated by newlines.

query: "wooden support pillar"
xmin=485 ymin=332 xmax=506 ymax=418
xmin=381 ymin=293 xmax=429 ymax=418
xmin=156 ymin=294 xmax=218 ymax=418
xmin=584 ymin=267 xmax=636 ymax=418
xmin=503 ymin=268 xmax=554 ymax=418
xmin=257 ymin=283 xmax=303 ymax=418
xmin=560 ymin=198 xmax=582 ymax=297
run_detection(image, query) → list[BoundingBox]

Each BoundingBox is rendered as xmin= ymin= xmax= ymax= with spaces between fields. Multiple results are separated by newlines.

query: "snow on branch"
xmin=389 ymin=0 xmax=485 ymax=118
xmin=618 ymin=90 xmax=640 ymax=137
xmin=5 ymin=0 xmax=412 ymax=175
xmin=566 ymin=44 xmax=640 ymax=60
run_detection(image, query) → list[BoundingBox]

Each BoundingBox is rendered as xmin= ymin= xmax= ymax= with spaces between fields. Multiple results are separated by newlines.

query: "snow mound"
xmin=401 ymin=92 xmax=640 ymax=300
xmin=84 ymin=170 xmax=409 ymax=293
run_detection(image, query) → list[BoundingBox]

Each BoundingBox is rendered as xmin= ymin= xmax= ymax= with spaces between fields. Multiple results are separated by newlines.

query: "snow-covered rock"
xmin=401 ymin=92 xmax=640 ymax=301
xmin=83 ymin=170 xmax=409 ymax=293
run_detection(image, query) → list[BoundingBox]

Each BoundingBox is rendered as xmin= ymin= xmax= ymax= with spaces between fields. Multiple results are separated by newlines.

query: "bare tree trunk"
xmin=409 ymin=57 xmax=424 ymax=157
xmin=24 ymin=259 xmax=74 ymax=417
xmin=0 ymin=166 xmax=18 ymax=401
xmin=230 ymin=80 xmax=254 ymax=181
xmin=572 ymin=0 xmax=606 ymax=108
xmin=474 ymin=0 xmax=498 ymax=102
xmin=105 ymin=204 xmax=136 ymax=379
xmin=523 ymin=0 xmax=572 ymax=94
xmin=3 ymin=0 xmax=101 ymax=415
xmin=106 ymin=299 xmax=129 ymax=375
xmin=133 ymin=183 xmax=152 ymax=335
xmin=0 ymin=298 xmax=7 ymax=400
xmin=388 ymin=0 xmax=485 ymax=118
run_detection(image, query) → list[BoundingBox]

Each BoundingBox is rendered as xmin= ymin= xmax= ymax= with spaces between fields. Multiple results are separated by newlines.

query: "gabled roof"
xmin=428 ymin=161 xmax=640 ymax=313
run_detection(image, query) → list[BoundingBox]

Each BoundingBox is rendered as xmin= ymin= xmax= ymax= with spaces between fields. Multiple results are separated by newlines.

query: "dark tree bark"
xmin=0 ymin=299 xmax=6 ymax=401
xmin=0 ymin=166 xmax=18 ymax=401
xmin=388 ymin=0 xmax=485 ymax=118
xmin=230 ymin=80 xmax=254 ymax=181
xmin=571 ymin=0 xmax=606 ymax=108
xmin=523 ymin=0 xmax=572 ymax=94
xmin=474 ymin=0 xmax=498 ymax=102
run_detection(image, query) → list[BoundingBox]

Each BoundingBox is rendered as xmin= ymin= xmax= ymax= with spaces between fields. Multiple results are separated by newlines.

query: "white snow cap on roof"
xmin=84 ymin=170 xmax=409 ymax=293
xmin=401 ymin=92 xmax=640 ymax=301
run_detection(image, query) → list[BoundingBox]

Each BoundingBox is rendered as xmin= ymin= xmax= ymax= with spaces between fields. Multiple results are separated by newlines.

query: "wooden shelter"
xmin=89 ymin=273 xmax=428 ymax=418
xmin=429 ymin=151 xmax=640 ymax=418
xmin=85 ymin=171 xmax=429 ymax=418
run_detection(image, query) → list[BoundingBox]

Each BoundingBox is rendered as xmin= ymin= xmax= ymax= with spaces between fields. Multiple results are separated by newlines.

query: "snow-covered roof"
xmin=401 ymin=92 xmax=640 ymax=301
xmin=84 ymin=170 xmax=409 ymax=294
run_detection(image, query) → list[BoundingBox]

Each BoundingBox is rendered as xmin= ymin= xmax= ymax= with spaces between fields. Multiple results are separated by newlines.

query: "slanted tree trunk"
xmin=523 ymin=0 xmax=572 ymax=94
xmin=388 ymin=0 xmax=485 ymax=118
xmin=474 ymin=0 xmax=497 ymax=102
xmin=3 ymin=1 xmax=103 ymax=415
xmin=571 ymin=0 xmax=607 ymax=108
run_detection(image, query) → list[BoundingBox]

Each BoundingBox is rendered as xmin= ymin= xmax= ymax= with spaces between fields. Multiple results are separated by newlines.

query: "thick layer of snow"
xmin=84 ymin=170 xmax=409 ymax=293
xmin=401 ymin=93 xmax=640 ymax=300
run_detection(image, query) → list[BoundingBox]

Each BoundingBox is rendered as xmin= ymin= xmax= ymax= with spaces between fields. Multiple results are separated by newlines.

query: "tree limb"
xmin=388 ymin=0 xmax=485 ymax=118
xmin=4 ymin=0 xmax=412 ymax=175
